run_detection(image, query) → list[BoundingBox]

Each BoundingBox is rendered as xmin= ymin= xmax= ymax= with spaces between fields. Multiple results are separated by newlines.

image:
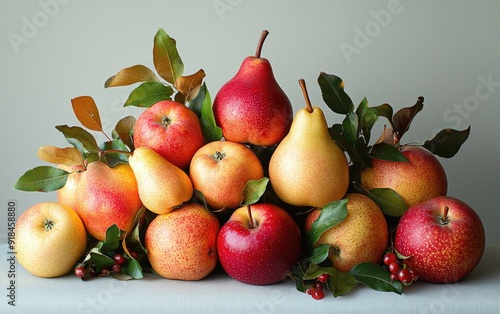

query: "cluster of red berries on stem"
xmin=383 ymin=252 xmax=418 ymax=285
xmin=74 ymin=251 xmax=139 ymax=279
xmin=305 ymin=273 xmax=330 ymax=300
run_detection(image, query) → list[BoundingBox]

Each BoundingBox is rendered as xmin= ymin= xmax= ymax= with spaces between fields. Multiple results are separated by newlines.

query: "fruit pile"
xmin=13 ymin=29 xmax=485 ymax=300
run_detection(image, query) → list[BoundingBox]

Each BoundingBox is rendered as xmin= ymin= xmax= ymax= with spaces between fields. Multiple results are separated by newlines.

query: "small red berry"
xmin=100 ymin=268 xmax=110 ymax=276
xmin=388 ymin=261 xmax=400 ymax=274
xmin=314 ymin=281 xmax=323 ymax=290
xmin=390 ymin=273 xmax=399 ymax=282
xmin=113 ymin=253 xmax=126 ymax=265
xmin=129 ymin=251 xmax=139 ymax=260
xmin=383 ymin=253 xmax=397 ymax=266
xmin=317 ymin=273 xmax=330 ymax=283
xmin=398 ymin=268 xmax=413 ymax=285
xmin=306 ymin=287 xmax=315 ymax=295
xmin=74 ymin=266 xmax=85 ymax=278
xmin=112 ymin=264 xmax=122 ymax=273
xmin=311 ymin=289 xmax=325 ymax=300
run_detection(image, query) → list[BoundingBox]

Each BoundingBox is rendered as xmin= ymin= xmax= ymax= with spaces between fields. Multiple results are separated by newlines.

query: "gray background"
xmin=1 ymin=0 xmax=499 ymax=244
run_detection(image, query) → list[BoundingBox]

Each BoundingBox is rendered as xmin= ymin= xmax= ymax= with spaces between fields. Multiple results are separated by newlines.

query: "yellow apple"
xmin=15 ymin=202 xmax=87 ymax=278
xmin=305 ymin=193 xmax=389 ymax=272
xmin=145 ymin=203 xmax=220 ymax=280
xmin=189 ymin=140 xmax=264 ymax=210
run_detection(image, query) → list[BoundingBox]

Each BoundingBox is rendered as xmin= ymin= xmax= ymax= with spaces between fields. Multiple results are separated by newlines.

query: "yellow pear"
xmin=129 ymin=146 xmax=193 ymax=214
xmin=268 ymin=79 xmax=350 ymax=208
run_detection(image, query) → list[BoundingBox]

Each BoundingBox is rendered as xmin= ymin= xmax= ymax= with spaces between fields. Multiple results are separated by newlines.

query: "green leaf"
xmin=366 ymin=188 xmax=408 ymax=217
xmin=356 ymin=98 xmax=378 ymax=144
xmin=393 ymin=96 xmax=424 ymax=141
xmin=188 ymin=83 xmax=222 ymax=143
xmin=89 ymin=251 xmax=115 ymax=270
xmin=153 ymin=28 xmax=184 ymax=84
xmin=305 ymin=199 xmax=348 ymax=251
xmin=318 ymin=72 xmax=354 ymax=114
xmin=328 ymin=269 xmax=357 ymax=297
xmin=100 ymin=139 xmax=130 ymax=167
xmin=422 ymin=126 xmax=470 ymax=158
xmin=55 ymin=125 xmax=100 ymax=160
xmin=304 ymin=263 xmax=356 ymax=297
xmin=369 ymin=143 xmax=409 ymax=162
xmin=342 ymin=112 xmax=359 ymax=149
xmin=124 ymin=81 xmax=173 ymax=108
xmin=242 ymin=177 xmax=269 ymax=206
xmin=100 ymin=224 xmax=123 ymax=254
xmin=122 ymin=258 xmax=143 ymax=279
xmin=372 ymin=102 xmax=394 ymax=122
xmin=13 ymin=166 xmax=70 ymax=192
xmin=307 ymin=244 xmax=331 ymax=264
xmin=350 ymin=262 xmax=403 ymax=294
xmin=328 ymin=124 xmax=346 ymax=150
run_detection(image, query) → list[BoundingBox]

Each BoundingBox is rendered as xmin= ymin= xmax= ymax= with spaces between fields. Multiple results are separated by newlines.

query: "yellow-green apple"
xmin=305 ymin=193 xmax=389 ymax=272
xmin=15 ymin=202 xmax=87 ymax=278
xmin=212 ymin=30 xmax=293 ymax=147
xmin=144 ymin=203 xmax=220 ymax=280
xmin=394 ymin=196 xmax=485 ymax=283
xmin=217 ymin=203 xmax=301 ymax=285
xmin=360 ymin=145 xmax=447 ymax=207
xmin=57 ymin=161 xmax=142 ymax=241
xmin=133 ymin=100 xmax=204 ymax=169
xmin=189 ymin=140 xmax=264 ymax=210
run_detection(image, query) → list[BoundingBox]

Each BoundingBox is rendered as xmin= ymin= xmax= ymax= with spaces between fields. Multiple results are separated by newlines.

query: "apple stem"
xmin=247 ymin=205 xmax=256 ymax=229
xmin=255 ymin=30 xmax=269 ymax=58
xmin=299 ymin=79 xmax=314 ymax=113
xmin=440 ymin=206 xmax=450 ymax=224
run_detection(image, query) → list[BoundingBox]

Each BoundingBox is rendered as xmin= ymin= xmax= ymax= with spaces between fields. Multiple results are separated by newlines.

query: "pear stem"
xmin=255 ymin=30 xmax=269 ymax=58
xmin=299 ymin=79 xmax=314 ymax=113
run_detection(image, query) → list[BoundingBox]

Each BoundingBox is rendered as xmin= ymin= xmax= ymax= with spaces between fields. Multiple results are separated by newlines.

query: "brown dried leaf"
xmin=374 ymin=125 xmax=396 ymax=145
xmin=114 ymin=116 xmax=136 ymax=149
xmin=37 ymin=146 xmax=84 ymax=168
xmin=104 ymin=65 xmax=159 ymax=88
xmin=71 ymin=96 xmax=102 ymax=131
xmin=174 ymin=69 xmax=206 ymax=101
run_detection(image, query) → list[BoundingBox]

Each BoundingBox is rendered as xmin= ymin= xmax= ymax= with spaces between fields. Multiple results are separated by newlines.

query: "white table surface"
xmin=1 ymin=242 xmax=499 ymax=314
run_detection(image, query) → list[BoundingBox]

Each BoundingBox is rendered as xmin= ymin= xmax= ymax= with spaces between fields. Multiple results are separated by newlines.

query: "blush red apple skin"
xmin=217 ymin=203 xmax=301 ymax=285
xmin=212 ymin=57 xmax=293 ymax=147
xmin=360 ymin=145 xmax=447 ymax=207
xmin=189 ymin=140 xmax=264 ymax=210
xmin=394 ymin=196 xmax=485 ymax=283
xmin=133 ymin=100 xmax=204 ymax=170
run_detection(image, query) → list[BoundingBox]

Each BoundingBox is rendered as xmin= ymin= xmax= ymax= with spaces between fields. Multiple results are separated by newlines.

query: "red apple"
xmin=360 ymin=145 xmax=447 ymax=207
xmin=133 ymin=100 xmax=205 ymax=169
xmin=217 ymin=203 xmax=301 ymax=285
xmin=394 ymin=196 xmax=485 ymax=283
xmin=189 ymin=140 xmax=264 ymax=210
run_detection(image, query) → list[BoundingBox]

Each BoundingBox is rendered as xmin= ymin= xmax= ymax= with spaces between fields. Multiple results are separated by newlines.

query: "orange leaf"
xmin=114 ymin=116 xmax=136 ymax=148
xmin=37 ymin=146 xmax=84 ymax=168
xmin=174 ymin=69 xmax=206 ymax=101
xmin=71 ymin=96 xmax=102 ymax=131
xmin=105 ymin=65 xmax=159 ymax=88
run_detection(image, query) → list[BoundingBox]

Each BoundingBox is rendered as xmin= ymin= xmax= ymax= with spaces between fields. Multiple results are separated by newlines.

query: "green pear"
xmin=129 ymin=147 xmax=193 ymax=214
xmin=268 ymin=79 xmax=350 ymax=208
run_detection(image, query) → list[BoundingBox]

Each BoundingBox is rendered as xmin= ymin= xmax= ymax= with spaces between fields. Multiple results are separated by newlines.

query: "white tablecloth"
xmin=1 ymin=243 xmax=499 ymax=314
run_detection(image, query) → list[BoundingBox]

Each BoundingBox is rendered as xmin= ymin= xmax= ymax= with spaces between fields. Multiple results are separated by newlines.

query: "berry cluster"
xmin=383 ymin=252 xmax=418 ymax=285
xmin=74 ymin=251 xmax=139 ymax=279
xmin=305 ymin=273 xmax=329 ymax=300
